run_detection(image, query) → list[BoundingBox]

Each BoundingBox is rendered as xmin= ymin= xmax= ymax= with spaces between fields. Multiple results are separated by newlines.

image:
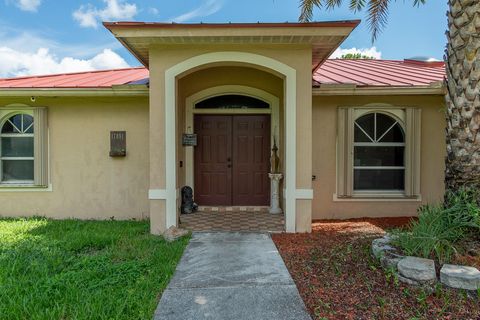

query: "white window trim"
xmin=0 ymin=105 xmax=50 ymax=190
xmin=337 ymin=104 xmax=421 ymax=200
xmin=0 ymin=111 xmax=35 ymax=185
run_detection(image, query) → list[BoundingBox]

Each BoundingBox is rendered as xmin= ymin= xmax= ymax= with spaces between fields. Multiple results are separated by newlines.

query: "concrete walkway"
xmin=154 ymin=232 xmax=311 ymax=320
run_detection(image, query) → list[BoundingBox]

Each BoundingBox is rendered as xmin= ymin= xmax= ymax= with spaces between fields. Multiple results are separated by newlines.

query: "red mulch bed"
xmin=272 ymin=217 xmax=480 ymax=320
xmin=454 ymin=235 xmax=480 ymax=270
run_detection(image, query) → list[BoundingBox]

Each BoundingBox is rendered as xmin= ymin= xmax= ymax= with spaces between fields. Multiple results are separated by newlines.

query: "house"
xmin=0 ymin=21 xmax=446 ymax=234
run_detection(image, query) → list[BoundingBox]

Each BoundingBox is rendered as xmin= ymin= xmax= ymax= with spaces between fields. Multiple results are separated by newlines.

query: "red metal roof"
xmin=0 ymin=67 xmax=148 ymax=88
xmin=0 ymin=59 xmax=445 ymax=89
xmin=313 ymin=59 xmax=445 ymax=87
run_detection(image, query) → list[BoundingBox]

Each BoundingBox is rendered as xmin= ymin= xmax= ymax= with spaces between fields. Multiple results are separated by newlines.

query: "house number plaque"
xmin=110 ymin=131 xmax=126 ymax=157
xmin=182 ymin=133 xmax=197 ymax=146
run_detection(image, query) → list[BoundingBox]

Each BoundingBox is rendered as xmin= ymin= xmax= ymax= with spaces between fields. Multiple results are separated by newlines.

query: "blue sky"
xmin=0 ymin=0 xmax=448 ymax=77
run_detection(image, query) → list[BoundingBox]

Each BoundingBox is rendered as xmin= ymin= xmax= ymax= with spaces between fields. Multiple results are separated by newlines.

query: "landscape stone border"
xmin=371 ymin=234 xmax=480 ymax=291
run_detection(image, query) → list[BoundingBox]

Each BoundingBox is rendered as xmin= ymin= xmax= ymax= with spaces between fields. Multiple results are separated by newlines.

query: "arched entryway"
xmin=160 ymin=52 xmax=298 ymax=232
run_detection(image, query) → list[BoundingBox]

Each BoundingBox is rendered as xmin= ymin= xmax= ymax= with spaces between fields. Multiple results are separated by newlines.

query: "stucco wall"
xmin=0 ymin=96 xmax=149 ymax=220
xmin=148 ymin=44 xmax=313 ymax=233
xmin=311 ymin=95 xmax=446 ymax=220
xmin=0 ymin=91 xmax=447 ymax=224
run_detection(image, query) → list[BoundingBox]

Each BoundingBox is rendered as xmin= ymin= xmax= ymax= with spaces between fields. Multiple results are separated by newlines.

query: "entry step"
xmin=197 ymin=206 xmax=269 ymax=213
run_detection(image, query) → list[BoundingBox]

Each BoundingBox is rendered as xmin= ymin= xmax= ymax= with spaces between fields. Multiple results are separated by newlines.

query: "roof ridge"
xmin=0 ymin=67 xmax=146 ymax=81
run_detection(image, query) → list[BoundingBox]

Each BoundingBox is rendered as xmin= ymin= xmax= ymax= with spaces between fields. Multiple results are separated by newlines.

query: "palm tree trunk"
xmin=445 ymin=0 xmax=480 ymax=192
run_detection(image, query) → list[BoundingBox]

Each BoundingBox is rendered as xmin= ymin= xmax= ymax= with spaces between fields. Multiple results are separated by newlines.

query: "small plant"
xmin=393 ymin=188 xmax=480 ymax=263
xmin=385 ymin=267 xmax=399 ymax=287
xmin=416 ymin=289 xmax=429 ymax=309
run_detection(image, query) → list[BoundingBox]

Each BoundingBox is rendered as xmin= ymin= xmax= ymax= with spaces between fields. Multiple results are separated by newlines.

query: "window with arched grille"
xmin=336 ymin=107 xmax=422 ymax=198
xmin=353 ymin=112 xmax=405 ymax=191
xmin=0 ymin=107 xmax=48 ymax=187
xmin=0 ymin=114 xmax=34 ymax=183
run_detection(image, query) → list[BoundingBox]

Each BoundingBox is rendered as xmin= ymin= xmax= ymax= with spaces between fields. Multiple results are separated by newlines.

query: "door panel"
xmin=194 ymin=115 xmax=232 ymax=205
xmin=194 ymin=114 xmax=270 ymax=206
xmin=232 ymin=115 xmax=270 ymax=205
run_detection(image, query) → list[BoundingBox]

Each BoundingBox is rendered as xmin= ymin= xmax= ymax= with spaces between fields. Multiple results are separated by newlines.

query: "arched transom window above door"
xmin=195 ymin=95 xmax=269 ymax=109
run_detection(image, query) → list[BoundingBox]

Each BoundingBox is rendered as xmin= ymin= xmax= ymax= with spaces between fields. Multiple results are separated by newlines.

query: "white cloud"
xmin=73 ymin=0 xmax=138 ymax=28
xmin=0 ymin=28 xmax=122 ymax=60
xmin=0 ymin=47 xmax=130 ymax=77
xmin=170 ymin=0 xmax=223 ymax=23
xmin=330 ymin=47 xmax=382 ymax=59
xmin=15 ymin=0 xmax=41 ymax=12
xmin=148 ymin=7 xmax=159 ymax=15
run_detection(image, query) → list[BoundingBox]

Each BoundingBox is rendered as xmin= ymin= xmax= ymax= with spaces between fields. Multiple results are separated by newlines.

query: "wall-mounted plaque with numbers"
xmin=110 ymin=131 xmax=126 ymax=157
xmin=182 ymin=133 xmax=197 ymax=146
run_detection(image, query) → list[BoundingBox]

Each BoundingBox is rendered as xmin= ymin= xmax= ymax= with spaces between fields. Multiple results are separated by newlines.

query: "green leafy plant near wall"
xmin=393 ymin=188 xmax=480 ymax=263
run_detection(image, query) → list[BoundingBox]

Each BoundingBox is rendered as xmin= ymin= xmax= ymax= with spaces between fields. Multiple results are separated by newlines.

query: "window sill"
xmin=0 ymin=184 xmax=52 ymax=192
xmin=333 ymin=193 xmax=422 ymax=202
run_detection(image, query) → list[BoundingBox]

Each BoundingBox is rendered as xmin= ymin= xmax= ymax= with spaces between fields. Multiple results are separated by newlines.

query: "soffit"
xmin=104 ymin=22 xmax=360 ymax=69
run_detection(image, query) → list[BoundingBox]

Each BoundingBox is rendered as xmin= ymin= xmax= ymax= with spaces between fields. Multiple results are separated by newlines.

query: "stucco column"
xmin=148 ymin=57 xmax=168 ymax=235
xmin=294 ymin=52 xmax=313 ymax=233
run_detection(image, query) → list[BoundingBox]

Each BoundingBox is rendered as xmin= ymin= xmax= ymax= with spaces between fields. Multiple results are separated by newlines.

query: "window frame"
xmin=353 ymin=111 xmax=406 ymax=194
xmin=336 ymin=105 xmax=421 ymax=200
xmin=0 ymin=105 xmax=49 ymax=189
xmin=0 ymin=112 xmax=35 ymax=185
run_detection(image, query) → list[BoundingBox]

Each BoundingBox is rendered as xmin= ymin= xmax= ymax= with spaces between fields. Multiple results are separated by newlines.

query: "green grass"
xmin=0 ymin=218 xmax=190 ymax=320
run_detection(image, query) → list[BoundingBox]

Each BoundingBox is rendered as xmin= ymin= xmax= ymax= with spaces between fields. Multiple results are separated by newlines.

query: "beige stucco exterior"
xmin=0 ymin=22 xmax=448 ymax=234
xmin=312 ymin=95 xmax=446 ymax=219
xmin=0 ymin=96 xmax=149 ymax=220
xmin=147 ymin=45 xmax=314 ymax=233
xmin=0 ymin=90 xmax=447 ymax=229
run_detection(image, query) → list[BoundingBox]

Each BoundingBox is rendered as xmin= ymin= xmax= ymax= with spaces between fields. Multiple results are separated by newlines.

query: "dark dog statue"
xmin=180 ymin=186 xmax=198 ymax=214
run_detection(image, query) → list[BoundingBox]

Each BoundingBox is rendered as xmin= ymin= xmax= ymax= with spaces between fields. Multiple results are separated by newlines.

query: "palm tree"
xmin=299 ymin=0 xmax=480 ymax=194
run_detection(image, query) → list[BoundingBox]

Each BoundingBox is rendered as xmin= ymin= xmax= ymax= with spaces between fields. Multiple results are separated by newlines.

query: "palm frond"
xmin=349 ymin=0 xmax=366 ymax=12
xmin=325 ymin=0 xmax=343 ymax=10
xmin=367 ymin=0 xmax=391 ymax=42
xmin=299 ymin=0 xmax=322 ymax=22
xmin=298 ymin=0 xmax=427 ymax=42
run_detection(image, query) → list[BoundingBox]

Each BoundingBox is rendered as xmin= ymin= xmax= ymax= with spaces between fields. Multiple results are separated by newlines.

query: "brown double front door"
xmin=194 ymin=115 xmax=270 ymax=206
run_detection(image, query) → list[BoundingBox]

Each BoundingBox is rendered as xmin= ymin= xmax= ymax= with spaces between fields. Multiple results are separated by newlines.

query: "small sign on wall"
xmin=182 ymin=133 xmax=197 ymax=146
xmin=110 ymin=131 xmax=126 ymax=157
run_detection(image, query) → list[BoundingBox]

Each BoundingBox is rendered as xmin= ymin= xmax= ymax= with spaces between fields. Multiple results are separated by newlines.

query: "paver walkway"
xmin=154 ymin=232 xmax=311 ymax=320
xmin=180 ymin=211 xmax=284 ymax=232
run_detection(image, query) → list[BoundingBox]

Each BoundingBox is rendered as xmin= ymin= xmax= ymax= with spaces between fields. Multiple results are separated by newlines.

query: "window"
xmin=353 ymin=112 xmax=405 ymax=191
xmin=0 ymin=107 xmax=48 ymax=187
xmin=337 ymin=106 xmax=421 ymax=198
xmin=195 ymin=95 xmax=269 ymax=109
xmin=0 ymin=114 xmax=34 ymax=183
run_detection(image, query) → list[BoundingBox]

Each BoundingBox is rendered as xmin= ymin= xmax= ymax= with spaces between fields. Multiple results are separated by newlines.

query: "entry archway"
xmin=160 ymin=51 xmax=297 ymax=232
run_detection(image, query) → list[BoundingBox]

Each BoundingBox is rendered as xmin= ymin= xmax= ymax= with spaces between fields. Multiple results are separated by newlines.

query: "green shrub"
xmin=393 ymin=188 xmax=480 ymax=263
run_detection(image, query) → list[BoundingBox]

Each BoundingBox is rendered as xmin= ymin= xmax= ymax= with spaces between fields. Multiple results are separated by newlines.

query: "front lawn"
xmin=272 ymin=218 xmax=480 ymax=320
xmin=0 ymin=218 xmax=189 ymax=320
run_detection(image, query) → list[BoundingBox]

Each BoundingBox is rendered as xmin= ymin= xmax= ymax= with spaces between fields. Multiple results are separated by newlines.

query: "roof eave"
xmin=103 ymin=21 xmax=361 ymax=69
xmin=0 ymin=86 xmax=149 ymax=97
xmin=313 ymin=83 xmax=446 ymax=96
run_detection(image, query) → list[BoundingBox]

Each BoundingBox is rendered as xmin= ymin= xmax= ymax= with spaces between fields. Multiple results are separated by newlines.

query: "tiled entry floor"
xmin=179 ymin=209 xmax=285 ymax=233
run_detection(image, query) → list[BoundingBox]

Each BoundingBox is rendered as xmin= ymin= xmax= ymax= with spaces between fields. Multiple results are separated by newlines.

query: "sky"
xmin=0 ymin=0 xmax=448 ymax=77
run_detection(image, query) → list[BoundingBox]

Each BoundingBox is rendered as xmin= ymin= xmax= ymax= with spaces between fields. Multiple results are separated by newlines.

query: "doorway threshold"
xmin=197 ymin=206 xmax=269 ymax=213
